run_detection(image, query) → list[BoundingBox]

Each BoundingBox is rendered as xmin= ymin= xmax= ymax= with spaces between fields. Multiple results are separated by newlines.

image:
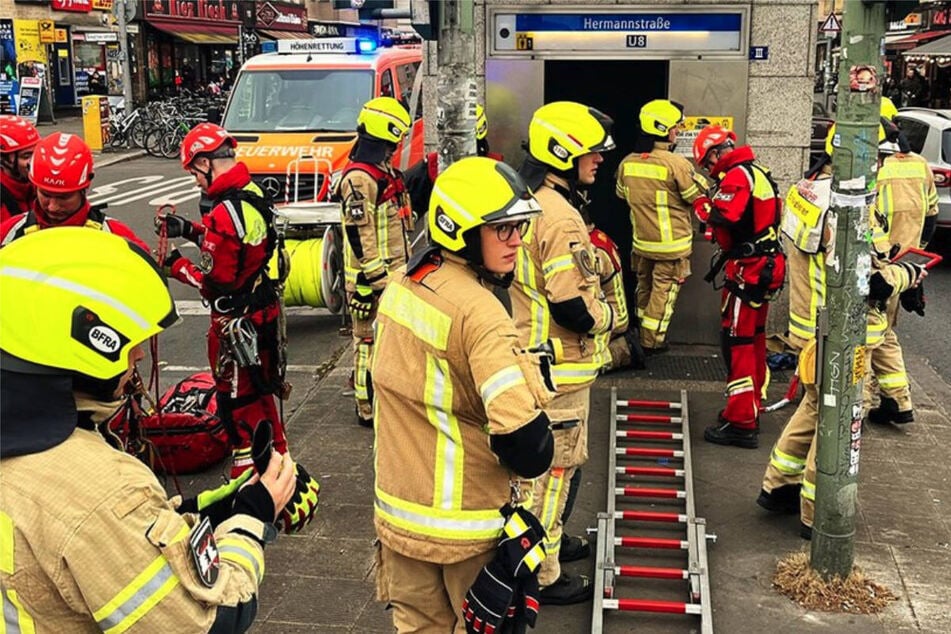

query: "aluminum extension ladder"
xmin=592 ymin=388 xmax=714 ymax=633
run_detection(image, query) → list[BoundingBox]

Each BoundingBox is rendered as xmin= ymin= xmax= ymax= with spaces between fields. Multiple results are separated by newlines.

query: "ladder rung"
xmin=617 ymin=430 xmax=683 ymax=441
xmin=615 ymin=510 xmax=688 ymax=523
xmin=617 ymin=414 xmax=683 ymax=423
xmin=616 ymin=447 xmax=684 ymax=458
xmin=616 ymin=565 xmax=689 ymax=580
xmin=616 ymin=486 xmax=686 ymax=499
xmin=616 ymin=399 xmax=682 ymax=410
xmin=603 ymin=598 xmax=703 ymax=615
xmin=616 ymin=536 xmax=689 ymax=550
xmin=617 ymin=466 xmax=684 ymax=477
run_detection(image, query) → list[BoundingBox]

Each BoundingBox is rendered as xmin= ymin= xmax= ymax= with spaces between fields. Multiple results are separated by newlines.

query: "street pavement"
xmin=70 ymin=152 xmax=951 ymax=632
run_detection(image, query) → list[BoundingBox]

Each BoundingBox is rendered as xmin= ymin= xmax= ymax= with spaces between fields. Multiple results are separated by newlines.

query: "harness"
xmin=2 ymin=204 xmax=110 ymax=246
xmin=342 ymin=161 xmax=408 ymax=207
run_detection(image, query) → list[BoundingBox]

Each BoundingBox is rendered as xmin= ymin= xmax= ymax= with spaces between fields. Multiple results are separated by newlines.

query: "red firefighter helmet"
xmin=692 ymin=125 xmax=737 ymax=168
xmin=29 ymin=132 xmax=94 ymax=193
xmin=0 ymin=115 xmax=40 ymax=154
xmin=180 ymin=123 xmax=237 ymax=169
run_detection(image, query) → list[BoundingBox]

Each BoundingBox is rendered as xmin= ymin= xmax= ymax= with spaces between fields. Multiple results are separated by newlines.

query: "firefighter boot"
xmin=704 ymin=413 xmax=758 ymax=449
xmin=539 ymin=573 xmax=594 ymax=606
xmin=354 ymin=405 xmax=373 ymax=429
xmin=867 ymin=396 xmax=914 ymax=425
xmin=756 ymin=484 xmax=801 ymax=514
xmin=559 ymin=534 xmax=592 ymax=563
xmin=800 ymin=522 xmax=813 ymax=541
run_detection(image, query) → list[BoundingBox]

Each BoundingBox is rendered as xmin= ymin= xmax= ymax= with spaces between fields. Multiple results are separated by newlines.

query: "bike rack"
xmin=592 ymin=388 xmax=714 ymax=634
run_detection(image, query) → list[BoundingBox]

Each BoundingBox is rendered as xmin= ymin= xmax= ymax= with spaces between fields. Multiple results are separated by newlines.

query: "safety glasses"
xmin=492 ymin=219 xmax=531 ymax=241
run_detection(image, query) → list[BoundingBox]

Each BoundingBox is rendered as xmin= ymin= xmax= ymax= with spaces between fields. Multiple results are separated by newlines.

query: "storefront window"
xmin=74 ymin=41 xmax=106 ymax=98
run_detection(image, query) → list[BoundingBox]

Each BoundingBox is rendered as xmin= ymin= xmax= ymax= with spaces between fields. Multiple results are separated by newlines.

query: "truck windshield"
xmin=223 ymin=69 xmax=374 ymax=132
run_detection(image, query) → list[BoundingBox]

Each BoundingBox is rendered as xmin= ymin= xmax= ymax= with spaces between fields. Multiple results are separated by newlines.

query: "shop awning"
xmin=258 ymin=30 xmax=311 ymax=40
xmin=147 ymin=18 xmax=238 ymax=45
xmin=902 ymin=33 xmax=951 ymax=57
xmin=886 ymin=30 xmax=949 ymax=51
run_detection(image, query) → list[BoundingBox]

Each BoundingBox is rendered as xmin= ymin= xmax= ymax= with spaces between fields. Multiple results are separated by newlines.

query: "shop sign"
xmin=146 ymin=0 xmax=240 ymax=22
xmin=55 ymin=28 xmax=68 ymax=43
xmin=38 ymin=19 xmax=56 ymax=43
xmin=256 ymin=1 xmax=307 ymax=31
xmin=92 ymin=0 xmax=114 ymax=9
xmin=931 ymin=8 xmax=951 ymax=28
xmin=309 ymin=20 xmax=378 ymax=40
xmin=84 ymin=31 xmax=118 ymax=43
xmin=51 ymin=0 xmax=94 ymax=12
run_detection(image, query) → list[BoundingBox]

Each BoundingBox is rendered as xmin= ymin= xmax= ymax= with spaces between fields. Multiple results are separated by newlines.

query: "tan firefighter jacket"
xmin=589 ymin=226 xmax=630 ymax=338
xmin=871 ymin=152 xmax=938 ymax=254
xmin=511 ymin=174 xmax=614 ymax=392
xmin=1 ymin=428 xmax=267 ymax=633
xmin=783 ymin=175 xmax=834 ymax=345
xmin=371 ymin=252 xmax=554 ymax=565
xmin=616 ymin=141 xmax=708 ymax=260
xmin=337 ymin=164 xmax=411 ymax=293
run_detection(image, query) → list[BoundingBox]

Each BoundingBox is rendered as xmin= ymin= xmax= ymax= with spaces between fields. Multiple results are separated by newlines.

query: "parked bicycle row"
xmin=108 ymin=93 xmax=228 ymax=158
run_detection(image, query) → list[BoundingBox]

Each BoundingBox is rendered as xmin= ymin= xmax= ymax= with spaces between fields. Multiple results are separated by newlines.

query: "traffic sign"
xmin=820 ymin=12 xmax=842 ymax=34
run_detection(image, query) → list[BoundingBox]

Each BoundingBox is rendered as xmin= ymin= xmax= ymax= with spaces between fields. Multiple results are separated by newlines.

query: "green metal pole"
xmin=810 ymin=0 xmax=885 ymax=580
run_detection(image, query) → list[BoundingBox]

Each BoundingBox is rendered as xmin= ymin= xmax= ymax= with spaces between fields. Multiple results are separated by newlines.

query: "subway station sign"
xmin=493 ymin=10 xmax=746 ymax=56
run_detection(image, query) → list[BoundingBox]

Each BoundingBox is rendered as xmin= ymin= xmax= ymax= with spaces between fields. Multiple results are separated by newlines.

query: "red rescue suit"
xmin=0 ymin=170 xmax=34 ymax=223
xmin=0 ymin=199 xmax=148 ymax=251
xmin=705 ymin=146 xmax=786 ymax=429
xmin=167 ymin=162 xmax=287 ymax=469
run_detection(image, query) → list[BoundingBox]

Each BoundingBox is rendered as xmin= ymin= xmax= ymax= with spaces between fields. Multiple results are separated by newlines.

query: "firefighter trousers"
xmin=762 ymin=383 xmax=819 ymax=526
xmin=605 ymin=333 xmax=632 ymax=371
xmin=720 ymin=289 xmax=769 ymax=429
xmin=531 ymin=387 xmax=591 ymax=587
xmin=634 ymin=256 xmax=689 ymax=349
xmin=350 ymin=301 xmax=377 ymax=421
xmin=376 ymin=542 xmax=494 ymax=634
xmin=868 ymin=303 xmax=911 ymax=411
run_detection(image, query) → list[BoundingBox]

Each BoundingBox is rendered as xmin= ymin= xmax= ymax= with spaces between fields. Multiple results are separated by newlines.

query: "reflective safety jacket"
xmin=371 ymin=252 xmax=553 ymax=564
xmin=871 ymin=152 xmax=938 ymax=253
xmin=0 ymin=201 xmax=149 ymax=252
xmin=782 ymin=176 xmax=833 ymax=345
xmin=336 ymin=161 xmax=411 ymax=293
xmin=1 ymin=428 xmax=267 ymax=633
xmin=615 ymin=141 xmax=708 ymax=260
xmin=589 ymin=226 xmax=629 ymax=337
xmin=511 ymin=174 xmax=613 ymax=392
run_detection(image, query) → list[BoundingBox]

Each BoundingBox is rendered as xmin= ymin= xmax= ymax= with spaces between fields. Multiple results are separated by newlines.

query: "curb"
xmin=96 ymin=150 xmax=147 ymax=168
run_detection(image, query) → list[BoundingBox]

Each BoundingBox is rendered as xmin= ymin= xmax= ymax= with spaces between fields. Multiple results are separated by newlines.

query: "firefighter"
xmin=0 ymin=114 xmax=39 ymax=223
xmin=865 ymin=130 xmax=938 ymax=426
xmin=0 ymin=228 xmax=298 ymax=631
xmin=758 ymin=254 xmax=927 ymax=538
xmin=616 ymin=99 xmax=709 ymax=353
xmin=158 ymin=125 xmax=319 ymax=534
xmin=0 ymin=132 xmax=147 ymax=251
xmin=511 ymin=101 xmax=616 ymax=604
xmin=692 ymin=125 xmax=786 ymax=449
xmin=335 ymin=96 xmax=413 ymax=428
xmin=371 ymin=156 xmax=555 ymax=633
xmin=403 ymin=104 xmax=499 ymax=217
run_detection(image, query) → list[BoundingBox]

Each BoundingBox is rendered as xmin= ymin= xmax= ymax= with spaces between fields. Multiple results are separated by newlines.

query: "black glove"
xmin=232 ymin=480 xmax=276 ymax=527
xmin=156 ymin=214 xmax=199 ymax=243
xmin=348 ymin=284 xmax=376 ymax=321
xmin=505 ymin=576 xmax=541 ymax=633
xmin=462 ymin=559 xmax=516 ymax=634
xmin=900 ymin=283 xmax=926 ymax=316
xmin=496 ymin=506 xmax=547 ymax=579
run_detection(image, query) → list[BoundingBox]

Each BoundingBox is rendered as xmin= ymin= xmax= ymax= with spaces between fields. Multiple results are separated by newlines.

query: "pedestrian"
xmin=0 ymin=132 xmax=147 ymax=251
xmin=334 ymin=96 xmax=413 ymax=428
xmin=157 ymin=123 xmax=320 ymax=535
xmin=692 ymin=125 xmax=786 ymax=449
xmin=511 ymin=101 xmax=616 ymax=604
xmin=616 ymin=99 xmax=709 ymax=354
xmin=0 ymin=227 xmax=299 ymax=631
xmin=0 ymin=114 xmax=39 ymax=223
xmin=758 ymin=250 xmax=927 ymax=539
xmin=371 ymin=156 xmax=555 ymax=633
xmin=865 ymin=126 xmax=938 ymax=426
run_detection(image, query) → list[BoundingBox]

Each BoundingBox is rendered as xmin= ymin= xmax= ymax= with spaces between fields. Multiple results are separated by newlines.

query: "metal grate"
xmin=641 ymin=355 xmax=725 ymax=382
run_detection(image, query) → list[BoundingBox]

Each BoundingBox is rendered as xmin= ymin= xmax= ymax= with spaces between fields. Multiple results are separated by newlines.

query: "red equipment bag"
xmin=139 ymin=372 xmax=231 ymax=474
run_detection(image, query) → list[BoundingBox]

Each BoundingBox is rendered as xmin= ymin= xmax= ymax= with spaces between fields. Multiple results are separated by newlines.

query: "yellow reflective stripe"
xmin=515 ymin=246 xmax=548 ymax=348
xmin=877 ymin=372 xmax=908 ymax=389
xmin=378 ymin=282 xmax=451 ymax=351
xmin=801 ymin=478 xmax=816 ymax=501
xmin=93 ymin=554 xmax=179 ymax=634
xmin=539 ymin=470 xmax=566 ymax=553
xmin=217 ymin=537 xmax=264 ymax=584
xmin=376 ymin=202 xmax=391 ymax=261
xmin=552 ymin=361 xmax=600 ymax=385
xmin=480 ymin=365 xmax=526 ymax=409
xmin=632 ymin=235 xmax=692 ymax=254
xmin=4 ymin=589 xmax=36 ymax=634
xmin=789 ymin=312 xmax=816 ymax=340
xmin=640 ymin=314 xmax=660 ymax=332
xmin=0 ymin=511 xmax=13 ymax=574
xmin=770 ymin=448 xmax=806 ymax=475
xmin=727 ymin=377 xmax=754 ymax=396
xmin=609 ymin=272 xmax=628 ymax=327
xmin=681 ymin=183 xmax=700 ymax=200
xmin=866 ymin=324 xmax=886 ymax=346
xmin=623 ymin=162 xmax=668 ymax=180
xmin=809 ymin=252 xmax=826 ymax=320
xmin=879 ymin=161 xmax=927 ymax=180
xmin=657 ymin=280 xmax=680 ymax=334
xmin=542 ymin=254 xmax=575 ymax=281
xmin=374 ymin=488 xmax=505 ymax=540
xmin=656 ymin=190 xmax=672 ymax=244
xmin=354 ymin=342 xmax=371 ymax=400
xmin=426 ymin=354 xmax=464 ymax=511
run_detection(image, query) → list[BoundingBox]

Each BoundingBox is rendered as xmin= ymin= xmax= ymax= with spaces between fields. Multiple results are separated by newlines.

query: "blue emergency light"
xmin=356 ymin=38 xmax=378 ymax=54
